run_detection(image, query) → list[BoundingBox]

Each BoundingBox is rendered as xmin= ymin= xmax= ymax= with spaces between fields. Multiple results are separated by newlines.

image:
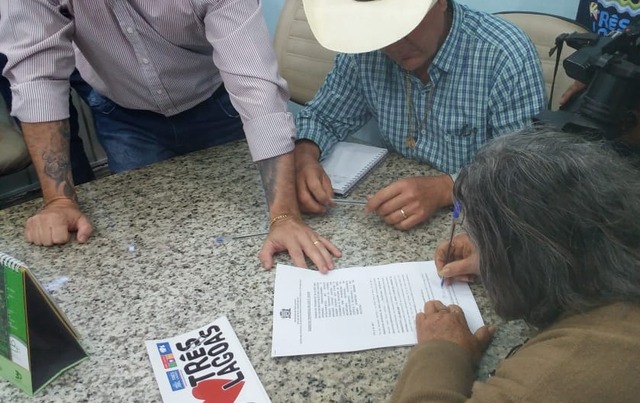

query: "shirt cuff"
xmin=244 ymin=111 xmax=296 ymax=161
xmin=295 ymin=111 xmax=339 ymax=160
xmin=10 ymin=80 xmax=70 ymax=123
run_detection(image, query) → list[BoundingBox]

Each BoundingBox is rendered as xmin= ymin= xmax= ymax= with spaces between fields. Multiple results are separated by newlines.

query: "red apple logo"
xmin=192 ymin=379 xmax=245 ymax=403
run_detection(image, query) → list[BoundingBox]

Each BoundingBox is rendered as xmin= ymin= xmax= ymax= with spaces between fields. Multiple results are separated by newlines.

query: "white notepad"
xmin=321 ymin=142 xmax=388 ymax=196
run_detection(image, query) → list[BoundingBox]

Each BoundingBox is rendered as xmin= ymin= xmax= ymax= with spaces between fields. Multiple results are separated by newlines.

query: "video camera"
xmin=536 ymin=20 xmax=640 ymax=144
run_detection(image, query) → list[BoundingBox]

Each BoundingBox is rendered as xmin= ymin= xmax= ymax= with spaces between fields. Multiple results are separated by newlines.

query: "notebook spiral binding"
xmin=350 ymin=150 xmax=386 ymax=189
xmin=0 ymin=252 xmax=26 ymax=272
xmin=340 ymin=149 xmax=387 ymax=197
xmin=322 ymin=142 xmax=389 ymax=196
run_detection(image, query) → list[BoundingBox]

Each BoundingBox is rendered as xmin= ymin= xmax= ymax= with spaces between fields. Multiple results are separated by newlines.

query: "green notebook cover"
xmin=0 ymin=252 xmax=88 ymax=395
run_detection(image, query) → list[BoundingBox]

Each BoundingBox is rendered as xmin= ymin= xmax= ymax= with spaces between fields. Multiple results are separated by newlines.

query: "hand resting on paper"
xmin=417 ymin=300 xmax=495 ymax=365
xmin=365 ymin=175 xmax=453 ymax=230
xmin=434 ymin=233 xmax=480 ymax=285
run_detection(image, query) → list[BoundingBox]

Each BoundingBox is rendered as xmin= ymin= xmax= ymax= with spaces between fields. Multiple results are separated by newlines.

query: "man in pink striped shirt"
xmin=0 ymin=0 xmax=340 ymax=272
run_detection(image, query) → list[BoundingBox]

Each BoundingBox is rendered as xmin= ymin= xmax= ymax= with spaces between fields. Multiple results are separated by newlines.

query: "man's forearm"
xmin=22 ymin=120 xmax=77 ymax=203
xmin=429 ymin=174 xmax=455 ymax=208
xmin=294 ymin=140 xmax=321 ymax=164
xmin=256 ymin=151 xmax=300 ymax=218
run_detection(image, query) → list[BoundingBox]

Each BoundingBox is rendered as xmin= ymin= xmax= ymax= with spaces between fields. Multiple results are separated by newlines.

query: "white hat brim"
xmin=303 ymin=0 xmax=438 ymax=53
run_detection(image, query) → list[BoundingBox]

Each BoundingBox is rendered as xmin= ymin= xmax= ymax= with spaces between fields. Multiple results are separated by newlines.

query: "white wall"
xmin=262 ymin=0 xmax=582 ymax=37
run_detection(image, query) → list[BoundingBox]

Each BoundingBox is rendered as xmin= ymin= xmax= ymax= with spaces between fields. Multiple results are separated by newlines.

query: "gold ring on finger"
xmin=400 ymin=208 xmax=408 ymax=219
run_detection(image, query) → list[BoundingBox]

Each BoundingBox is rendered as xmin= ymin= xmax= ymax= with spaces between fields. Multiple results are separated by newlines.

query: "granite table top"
xmin=0 ymin=140 xmax=530 ymax=402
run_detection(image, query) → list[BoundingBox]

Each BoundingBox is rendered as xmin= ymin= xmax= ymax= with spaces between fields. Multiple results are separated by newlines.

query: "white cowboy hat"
xmin=302 ymin=0 xmax=438 ymax=53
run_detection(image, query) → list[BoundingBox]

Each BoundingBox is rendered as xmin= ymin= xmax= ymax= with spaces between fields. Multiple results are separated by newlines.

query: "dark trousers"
xmin=79 ymin=85 xmax=244 ymax=173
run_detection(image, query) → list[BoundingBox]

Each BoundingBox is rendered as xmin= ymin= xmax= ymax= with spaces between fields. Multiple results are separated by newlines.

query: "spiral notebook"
xmin=0 ymin=252 xmax=87 ymax=395
xmin=321 ymin=142 xmax=389 ymax=196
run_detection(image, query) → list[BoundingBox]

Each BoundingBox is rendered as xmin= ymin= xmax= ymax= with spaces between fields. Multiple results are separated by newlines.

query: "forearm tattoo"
xmin=42 ymin=123 xmax=76 ymax=200
xmin=256 ymin=157 xmax=278 ymax=207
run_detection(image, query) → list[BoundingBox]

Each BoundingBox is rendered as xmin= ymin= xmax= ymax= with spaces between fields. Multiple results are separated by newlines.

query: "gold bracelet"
xmin=269 ymin=213 xmax=298 ymax=229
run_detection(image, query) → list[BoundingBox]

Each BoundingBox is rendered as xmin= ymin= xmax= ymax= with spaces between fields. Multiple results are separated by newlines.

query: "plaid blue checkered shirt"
xmin=296 ymin=1 xmax=546 ymax=174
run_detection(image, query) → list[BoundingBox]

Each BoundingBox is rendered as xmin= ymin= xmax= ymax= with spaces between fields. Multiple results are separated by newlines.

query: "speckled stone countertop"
xmin=0 ymin=140 xmax=530 ymax=402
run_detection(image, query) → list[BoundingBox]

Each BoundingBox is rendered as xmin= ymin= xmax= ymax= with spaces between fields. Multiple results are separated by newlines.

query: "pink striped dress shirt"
xmin=0 ymin=0 xmax=295 ymax=161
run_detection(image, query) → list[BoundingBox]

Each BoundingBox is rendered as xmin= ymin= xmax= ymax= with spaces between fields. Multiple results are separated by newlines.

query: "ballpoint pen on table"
xmin=331 ymin=198 xmax=367 ymax=205
xmin=441 ymin=201 xmax=461 ymax=287
xmin=231 ymin=231 xmax=269 ymax=240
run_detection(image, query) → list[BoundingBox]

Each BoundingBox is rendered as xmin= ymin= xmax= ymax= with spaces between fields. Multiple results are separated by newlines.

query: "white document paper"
xmin=271 ymin=262 xmax=484 ymax=357
xmin=146 ymin=316 xmax=271 ymax=403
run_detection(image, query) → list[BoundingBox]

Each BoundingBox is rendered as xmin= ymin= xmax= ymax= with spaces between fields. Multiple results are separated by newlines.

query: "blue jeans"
xmin=83 ymin=86 xmax=244 ymax=173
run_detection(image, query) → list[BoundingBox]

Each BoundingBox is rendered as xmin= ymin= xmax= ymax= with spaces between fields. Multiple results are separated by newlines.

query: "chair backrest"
xmin=0 ymin=96 xmax=30 ymax=176
xmin=495 ymin=12 xmax=588 ymax=110
xmin=273 ymin=0 xmax=337 ymax=105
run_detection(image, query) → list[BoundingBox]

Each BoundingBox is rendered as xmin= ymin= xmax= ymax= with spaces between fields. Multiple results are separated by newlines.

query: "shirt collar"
xmin=430 ymin=0 xmax=466 ymax=75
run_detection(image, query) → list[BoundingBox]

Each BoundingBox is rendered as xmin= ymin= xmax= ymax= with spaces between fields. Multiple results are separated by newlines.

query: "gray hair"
xmin=455 ymin=129 xmax=640 ymax=328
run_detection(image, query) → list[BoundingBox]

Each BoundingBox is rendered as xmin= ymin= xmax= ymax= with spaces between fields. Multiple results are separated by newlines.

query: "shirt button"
xmin=126 ymin=27 xmax=134 ymax=34
xmin=141 ymin=58 xmax=150 ymax=64
xmin=156 ymin=89 xmax=163 ymax=94
xmin=420 ymin=129 xmax=426 ymax=135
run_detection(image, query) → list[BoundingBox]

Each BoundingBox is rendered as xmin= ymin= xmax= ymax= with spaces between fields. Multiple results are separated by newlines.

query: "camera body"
xmin=537 ymin=20 xmax=640 ymax=142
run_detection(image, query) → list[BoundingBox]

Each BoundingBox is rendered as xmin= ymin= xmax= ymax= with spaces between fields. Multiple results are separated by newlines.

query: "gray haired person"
xmin=392 ymin=130 xmax=640 ymax=402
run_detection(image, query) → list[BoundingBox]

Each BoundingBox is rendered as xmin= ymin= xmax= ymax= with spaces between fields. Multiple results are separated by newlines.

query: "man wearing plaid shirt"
xmin=295 ymin=0 xmax=545 ymax=230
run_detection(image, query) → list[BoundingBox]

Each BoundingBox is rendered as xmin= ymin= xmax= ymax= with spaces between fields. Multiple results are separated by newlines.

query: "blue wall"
xmin=262 ymin=0 xmax=581 ymax=37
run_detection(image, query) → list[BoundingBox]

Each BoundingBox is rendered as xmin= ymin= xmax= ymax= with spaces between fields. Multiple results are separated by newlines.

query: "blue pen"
xmin=441 ymin=202 xmax=461 ymax=287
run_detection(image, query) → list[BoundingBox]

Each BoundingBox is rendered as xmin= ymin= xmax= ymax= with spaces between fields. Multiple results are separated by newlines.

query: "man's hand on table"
xmin=259 ymin=216 xmax=341 ymax=273
xmin=294 ymin=140 xmax=336 ymax=213
xmin=25 ymin=198 xmax=93 ymax=246
xmin=295 ymin=159 xmax=335 ymax=213
xmin=365 ymin=175 xmax=453 ymax=230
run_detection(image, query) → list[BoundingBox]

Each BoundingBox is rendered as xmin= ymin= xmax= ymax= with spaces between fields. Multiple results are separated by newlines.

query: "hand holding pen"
xmin=435 ymin=204 xmax=480 ymax=286
xmin=441 ymin=202 xmax=461 ymax=287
